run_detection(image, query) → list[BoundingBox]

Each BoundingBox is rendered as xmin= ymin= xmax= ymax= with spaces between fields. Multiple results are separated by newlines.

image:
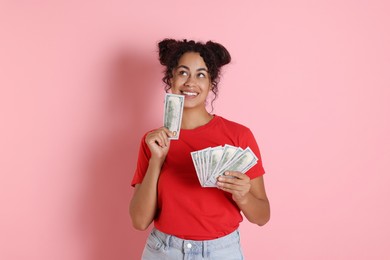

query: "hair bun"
xmin=158 ymin=39 xmax=179 ymax=65
xmin=206 ymin=41 xmax=231 ymax=67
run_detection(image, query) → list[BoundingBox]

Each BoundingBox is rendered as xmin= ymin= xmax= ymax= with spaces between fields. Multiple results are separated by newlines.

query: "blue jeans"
xmin=142 ymin=228 xmax=244 ymax=260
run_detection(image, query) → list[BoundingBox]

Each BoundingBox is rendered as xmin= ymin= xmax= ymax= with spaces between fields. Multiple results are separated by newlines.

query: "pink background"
xmin=1 ymin=1 xmax=389 ymax=259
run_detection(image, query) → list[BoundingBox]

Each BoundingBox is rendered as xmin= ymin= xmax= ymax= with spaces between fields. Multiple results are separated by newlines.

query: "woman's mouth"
xmin=181 ymin=91 xmax=198 ymax=97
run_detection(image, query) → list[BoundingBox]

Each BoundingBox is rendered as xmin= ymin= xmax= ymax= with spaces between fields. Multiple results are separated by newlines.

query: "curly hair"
xmin=158 ymin=39 xmax=231 ymax=109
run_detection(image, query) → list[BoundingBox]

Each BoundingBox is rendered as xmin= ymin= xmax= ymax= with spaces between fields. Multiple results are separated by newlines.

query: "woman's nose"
xmin=184 ymin=75 xmax=196 ymax=87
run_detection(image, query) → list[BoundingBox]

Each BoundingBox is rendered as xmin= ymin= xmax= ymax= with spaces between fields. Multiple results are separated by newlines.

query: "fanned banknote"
xmin=163 ymin=93 xmax=184 ymax=140
xmin=191 ymin=145 xmax=258 ymax=188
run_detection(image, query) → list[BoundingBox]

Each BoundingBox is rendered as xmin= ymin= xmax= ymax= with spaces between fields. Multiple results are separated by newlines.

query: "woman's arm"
xmin=217 ymin=173 xmax=270 ymax=226
xmin=129 ymin=127 xmax=172 ymax=230
xmin=130 ymin=158 xmax=163 ymax=230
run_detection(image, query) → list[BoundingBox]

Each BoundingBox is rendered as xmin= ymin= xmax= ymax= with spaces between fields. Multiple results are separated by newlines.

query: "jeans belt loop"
xmin=164 ymin=233 xmax=171 ymax=250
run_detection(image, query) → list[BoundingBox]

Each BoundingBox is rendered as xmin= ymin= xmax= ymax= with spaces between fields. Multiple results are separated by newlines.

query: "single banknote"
xmin=163 ymin=93 xmax=184 ymax=140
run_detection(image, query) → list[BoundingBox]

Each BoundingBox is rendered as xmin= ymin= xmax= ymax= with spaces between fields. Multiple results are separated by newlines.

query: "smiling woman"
xmin=129 ymin=39 xmax=270 ymax=260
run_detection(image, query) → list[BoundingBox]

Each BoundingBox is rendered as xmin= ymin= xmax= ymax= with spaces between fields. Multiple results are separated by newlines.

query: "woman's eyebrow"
xmin=176 ymin=65 xmax=189 ymax=70
xmin=176 ymin=65 xmax=208 ymax=72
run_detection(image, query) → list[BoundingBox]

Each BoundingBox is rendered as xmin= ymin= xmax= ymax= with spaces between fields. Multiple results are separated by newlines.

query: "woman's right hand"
xmin=145 ymin=127 xmax=173 ymax=163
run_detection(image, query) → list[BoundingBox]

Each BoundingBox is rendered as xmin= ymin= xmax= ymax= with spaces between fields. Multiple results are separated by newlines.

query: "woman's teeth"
xmin=182 ymin=91 xmax=198 ymax=96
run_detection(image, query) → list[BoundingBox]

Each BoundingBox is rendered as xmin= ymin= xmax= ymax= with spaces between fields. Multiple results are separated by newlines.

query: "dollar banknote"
xmin=217 ymin=147 xmax=258 ymax=175
xmin=163 ymin=93 xmax=184 ymax=140
xmin=191 ymin=145 xmax=258 ymax=188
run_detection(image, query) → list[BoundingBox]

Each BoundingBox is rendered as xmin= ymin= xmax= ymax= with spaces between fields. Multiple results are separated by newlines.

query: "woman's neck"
xmin=181 ymin=108 xmax=213 ymax=130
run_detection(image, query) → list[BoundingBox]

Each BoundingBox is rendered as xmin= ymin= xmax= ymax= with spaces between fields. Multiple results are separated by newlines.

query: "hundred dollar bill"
xmin=163 ymin=93 xmax=184 ymax=140
xmin=208 ymin=146 xmax=224 ymax=176
xmin=223 ymin=147 xmax=258 ymax=174
xmin=212 ymin=145 xmax=240 ymax=176
xmin=191 ymin=152 xmax=203 ymax=185
xmin=201 ymin=148 xmax=209 ymax=184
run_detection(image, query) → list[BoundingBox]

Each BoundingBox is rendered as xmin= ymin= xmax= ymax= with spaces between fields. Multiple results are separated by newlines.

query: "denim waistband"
xmin=151 ymin=228 xmax=240 ymax=254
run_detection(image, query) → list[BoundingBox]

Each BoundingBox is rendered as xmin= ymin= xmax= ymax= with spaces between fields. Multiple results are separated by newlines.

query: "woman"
xmin=130 ymin=39 xmax=270 ymax=259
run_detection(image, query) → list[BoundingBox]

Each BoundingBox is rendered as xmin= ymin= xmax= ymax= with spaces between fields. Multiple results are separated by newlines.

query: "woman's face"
xmin=170 ymin=52 xmax=212 ymax=110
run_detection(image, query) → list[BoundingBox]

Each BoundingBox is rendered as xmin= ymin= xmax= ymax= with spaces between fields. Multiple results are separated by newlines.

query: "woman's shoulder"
xmin=215 ymin=115 xmax=251 ymax=132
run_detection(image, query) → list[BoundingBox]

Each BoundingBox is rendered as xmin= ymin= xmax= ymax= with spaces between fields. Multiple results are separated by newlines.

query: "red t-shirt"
xmin=131 ymin=115 xmax=265 ymax=240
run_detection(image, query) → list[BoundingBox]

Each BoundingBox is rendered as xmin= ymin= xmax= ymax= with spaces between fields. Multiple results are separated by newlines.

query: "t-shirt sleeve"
xmin=240 ymin=128 xmax=265 ymax=179
xmin=131 ymin=133 xmax=151 ymax=187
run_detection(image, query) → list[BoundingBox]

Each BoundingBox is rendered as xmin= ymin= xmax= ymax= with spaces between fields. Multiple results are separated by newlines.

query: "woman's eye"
xmin=198 ymin=73 xmax=206 ymax=78
xmin=178 ymin=70 xmax=188 ymax=76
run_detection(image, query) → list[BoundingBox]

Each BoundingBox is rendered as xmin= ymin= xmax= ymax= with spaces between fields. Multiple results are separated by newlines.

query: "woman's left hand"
xmin=217 ymin=171 xmax=251 ymax=203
